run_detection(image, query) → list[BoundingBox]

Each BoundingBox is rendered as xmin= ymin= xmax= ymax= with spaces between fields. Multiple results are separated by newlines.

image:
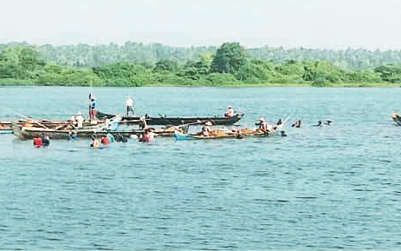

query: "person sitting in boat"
xmin=200 ymin=126 xmax=210 ymax=137
xmin=33 ymin=135 xmax=43 ymax=148
xmin=257 ymin=118 xmax=272 ymax=133
xmin=324 ymin=120 xmax=332 ymax=126
xmin=75 ymin=112 xmax=84 ymax=128
xmin=41 ymin=134 xmax=50 ymax=147
xmin=139 ymin=116 xmax=148 ymax=130
xmin=125 ymin=96 xmax=135 ymax=116
xmin=224 ymin=106 xmax=235 ymax=118
xmin=139 ymin=128 xmax=154 ymax=143
xmin=199 ymin=121 xmax=213 ymax=137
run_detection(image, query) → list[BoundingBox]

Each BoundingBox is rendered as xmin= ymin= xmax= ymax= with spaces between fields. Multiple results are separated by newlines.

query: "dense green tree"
xmin=0 ymin=46 xmax=44 ymax=79
xmin=153 ymin=59 xmax=179 ymax=72
xmin=205 ymin=73 xmax=238 ymax=85
xmin=211 ymin=42 xmax=247 ymax=74
xmin=1 ymin=42 xmax=401 ymax=86
xmin=374 ymin=65 xmax=401 ymax=83
xmin=2 ymin=41 xmax=401 ymax=70
xmin=178 ymin=56 xmax=211 ymax=80
xmin=93 ymin=62 xmax=152 ymax=86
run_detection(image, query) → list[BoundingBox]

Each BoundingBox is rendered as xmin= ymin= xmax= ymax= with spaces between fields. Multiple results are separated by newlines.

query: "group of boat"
xmin=0 ymin=109 xmax=285 ymax=142
xmin=3 ymin=108 xmax=401 ymax=143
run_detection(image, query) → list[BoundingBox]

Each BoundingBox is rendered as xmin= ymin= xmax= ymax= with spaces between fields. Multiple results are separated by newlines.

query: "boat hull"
xmin=97 ymin=111 xmax=244 ymax=126
xmin=12 ymin=124 xmax=175 ymax=140
xmin=174 ymin=126 xmax=283 ymax=141
xmin=0 ymin=129 xmax=13 ymax=135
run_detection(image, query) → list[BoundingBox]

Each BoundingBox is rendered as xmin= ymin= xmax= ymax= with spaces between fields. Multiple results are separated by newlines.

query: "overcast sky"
xmin=1 ymin=0 xmax=400 ymax=49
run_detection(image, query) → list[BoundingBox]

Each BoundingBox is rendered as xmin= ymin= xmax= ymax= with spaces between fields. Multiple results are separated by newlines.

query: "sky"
xmin=0 ymin=0 xmax=401 ymax=49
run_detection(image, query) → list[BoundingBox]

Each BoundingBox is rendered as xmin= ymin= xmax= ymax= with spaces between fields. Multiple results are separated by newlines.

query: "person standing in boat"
xmin=125 ymin=96 xmax=135 ymax=116
xmin=88 ymin=93 xmax=97 ymax=122
xmin=224 ymin=106 xmax=235 ymax=118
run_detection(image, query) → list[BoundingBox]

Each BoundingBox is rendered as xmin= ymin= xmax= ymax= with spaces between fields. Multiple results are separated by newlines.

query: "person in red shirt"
xmin=33 ymin=136 xmax=43 ymax=148
xmin=140 ymin=128 xmax=154 ymax=143
xmin=101 ymin=136 xmax=110 ymax=145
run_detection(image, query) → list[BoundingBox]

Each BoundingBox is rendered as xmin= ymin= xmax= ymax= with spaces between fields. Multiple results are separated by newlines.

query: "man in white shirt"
xmin=126 ymin=96 xmax=134 ymax=116
xmin=224 ymin=105 xmax=235 ymax=118
xmin=76 ymin=112 xmax=84 ymax=128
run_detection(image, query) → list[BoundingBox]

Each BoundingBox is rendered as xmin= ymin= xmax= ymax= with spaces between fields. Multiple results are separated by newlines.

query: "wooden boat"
xmin=174 ymin=125 xmax=284 ymax=141
xmin=0 ymin=121 xmax=13 ymax=134
xmin=12 ymin=123 xmax=177 ymax=140
xmin=392 ymin=113 xmax=401 ymax=126
xmin=1 ymin=119 xmax=93 ymax=130
xmin=2 ymin=118 xmax=108 ymax=136
xmin=96 ymin=111 xmax=244 ymax=126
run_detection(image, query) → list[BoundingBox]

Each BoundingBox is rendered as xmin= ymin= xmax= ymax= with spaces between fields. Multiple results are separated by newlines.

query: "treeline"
xmin=1 ymin=42 xmax=401 ymax=86
xmin=2 ymin=42 xmax=401 ymax=70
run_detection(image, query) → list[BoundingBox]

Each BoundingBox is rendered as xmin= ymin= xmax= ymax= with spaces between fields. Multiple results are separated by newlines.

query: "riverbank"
xmin=0 ymin=80 xmax=400 ymax=88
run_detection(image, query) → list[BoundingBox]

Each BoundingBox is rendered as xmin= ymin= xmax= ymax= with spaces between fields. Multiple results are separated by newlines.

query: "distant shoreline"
xmin=0 ymin=82 xmax=400 ymax=88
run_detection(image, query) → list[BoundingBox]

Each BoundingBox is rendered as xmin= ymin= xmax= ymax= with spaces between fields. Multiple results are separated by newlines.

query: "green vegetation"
xmin=1 ymin=42 xmax=401 ymax=87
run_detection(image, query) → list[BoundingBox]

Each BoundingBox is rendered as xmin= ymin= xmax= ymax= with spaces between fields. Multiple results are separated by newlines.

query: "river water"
xmin=0 ymin=86 xmax=400 ymax=250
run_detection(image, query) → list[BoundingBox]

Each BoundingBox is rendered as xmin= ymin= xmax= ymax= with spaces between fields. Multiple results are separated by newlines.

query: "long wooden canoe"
xmin=97 ymin=111 xmax=244 ymax=126
xmin=12 ymin=123 xmax=177 ymax=140
xmin=174 ymin=126 xmax=284 ymax=141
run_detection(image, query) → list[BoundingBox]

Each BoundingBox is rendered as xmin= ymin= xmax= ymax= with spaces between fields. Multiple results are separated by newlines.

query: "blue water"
xmin=1 ymin=86 xmax=401 ymax=250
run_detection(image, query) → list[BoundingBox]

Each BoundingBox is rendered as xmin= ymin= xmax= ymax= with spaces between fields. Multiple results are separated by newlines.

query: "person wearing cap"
xmin=126 ymin=96 xmax=135 ymax=116
xmin=224 ymin=106 xmax=235 ymax=118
